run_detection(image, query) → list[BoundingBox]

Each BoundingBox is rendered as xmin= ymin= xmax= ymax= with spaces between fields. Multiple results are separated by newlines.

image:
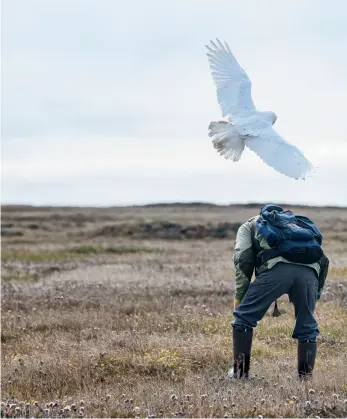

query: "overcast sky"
xmin=2 ymin=0 xmax=347 ymax=206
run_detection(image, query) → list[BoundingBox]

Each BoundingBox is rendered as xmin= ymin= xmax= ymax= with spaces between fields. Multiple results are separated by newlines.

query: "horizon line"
xmin=2 ymin=201 xmax=347 ymax=210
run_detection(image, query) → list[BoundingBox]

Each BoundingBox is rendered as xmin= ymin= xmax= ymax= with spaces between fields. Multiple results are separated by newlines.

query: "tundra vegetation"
xmin=1 ymin=204 xmax=347 ymax=418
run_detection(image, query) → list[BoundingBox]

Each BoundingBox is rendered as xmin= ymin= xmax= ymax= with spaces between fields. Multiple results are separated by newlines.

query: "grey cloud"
xmin=2 ymin=171 xmax=347 ymax=207
xmin=3 ymin=0 xmax=346 ymax=140
xmin=2 ymin=0 xmax=347 ymax=205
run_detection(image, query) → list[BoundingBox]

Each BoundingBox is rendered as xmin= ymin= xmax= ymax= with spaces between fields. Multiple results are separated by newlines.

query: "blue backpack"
xmin=255 ymin=204 xmax=323 ymax=268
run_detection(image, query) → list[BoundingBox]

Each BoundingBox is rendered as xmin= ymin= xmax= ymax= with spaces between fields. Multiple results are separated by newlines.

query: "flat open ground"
xmin=1 ymin=204 xmax=347 ymax=418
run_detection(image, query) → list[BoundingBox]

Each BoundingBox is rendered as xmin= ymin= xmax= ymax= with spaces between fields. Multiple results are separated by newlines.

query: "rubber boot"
xmin=229 ymin=328 xmax=253 ymax=379
xmin=298 ymin=340 xmax=317 ymax=379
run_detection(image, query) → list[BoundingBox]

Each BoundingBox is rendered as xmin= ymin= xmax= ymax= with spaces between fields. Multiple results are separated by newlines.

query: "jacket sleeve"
xmin=317 ymin=253 xmax=329 ymax=300
xmin=233 ymin=221 xmax=256 ymax=308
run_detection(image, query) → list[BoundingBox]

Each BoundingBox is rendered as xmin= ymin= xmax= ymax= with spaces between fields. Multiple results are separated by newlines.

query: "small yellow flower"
xmin=289 ymin=400 xmax=294 ymax=405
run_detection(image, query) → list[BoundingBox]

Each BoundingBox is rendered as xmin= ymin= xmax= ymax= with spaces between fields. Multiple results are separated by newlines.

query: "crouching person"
xmin=229 ymin=204 xmax=329 ymax=380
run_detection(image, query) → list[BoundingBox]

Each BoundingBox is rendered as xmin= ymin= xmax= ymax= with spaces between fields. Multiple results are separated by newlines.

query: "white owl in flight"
xmin=206 ymin=39 xmax=314 ymax=180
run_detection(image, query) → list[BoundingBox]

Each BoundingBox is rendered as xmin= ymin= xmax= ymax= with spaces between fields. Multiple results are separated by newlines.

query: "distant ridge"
xmin=1 ymin=202 xmax=346 ymax=211
xmin=138 ymin=202 xmax=347 ymax=210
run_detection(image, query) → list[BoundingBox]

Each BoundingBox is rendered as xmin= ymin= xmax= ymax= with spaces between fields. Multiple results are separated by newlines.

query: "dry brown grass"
xmin=1 ymin=204 xmax=347 ymax=418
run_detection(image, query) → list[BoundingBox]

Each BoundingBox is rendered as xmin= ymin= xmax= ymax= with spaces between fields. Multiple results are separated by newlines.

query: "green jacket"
xmin=234 ymin=216 xmax=329 ymax=306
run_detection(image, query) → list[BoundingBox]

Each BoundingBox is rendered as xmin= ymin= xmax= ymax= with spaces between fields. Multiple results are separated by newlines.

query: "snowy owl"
xmin=206 ymin=39 xmax=314 ymax=180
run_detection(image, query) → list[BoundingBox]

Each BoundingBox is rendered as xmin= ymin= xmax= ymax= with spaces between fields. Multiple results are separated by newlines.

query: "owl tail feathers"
xmin=208 ymin=120 xmax=229 ymax=139
xmin=208 ymin=120 xmax=244 ymax=162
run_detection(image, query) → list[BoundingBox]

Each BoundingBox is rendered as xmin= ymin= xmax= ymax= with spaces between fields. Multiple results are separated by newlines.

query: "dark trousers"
xmin=232 ymin=262 xmax=319 ymax=342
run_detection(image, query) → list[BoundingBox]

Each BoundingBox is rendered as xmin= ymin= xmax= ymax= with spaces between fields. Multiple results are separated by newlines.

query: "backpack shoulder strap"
xmin=250 ymin=217 xmax=262 ymax=254
xmin=252 ymin=215 xmax=280 ymax=269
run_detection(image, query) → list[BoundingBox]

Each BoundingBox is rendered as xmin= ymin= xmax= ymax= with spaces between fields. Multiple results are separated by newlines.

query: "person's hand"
xmin=316 ymin=288 xmax=321 ymax=301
